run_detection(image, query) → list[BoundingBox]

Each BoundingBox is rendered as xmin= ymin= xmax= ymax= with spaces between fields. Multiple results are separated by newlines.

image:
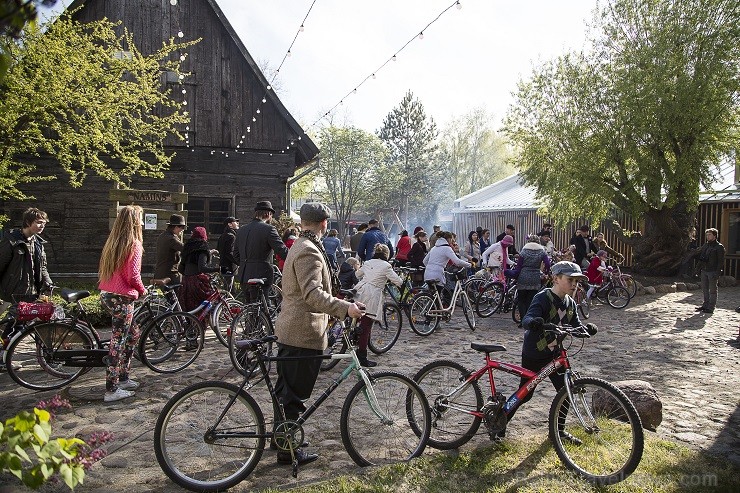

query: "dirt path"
xmin=1 ymin=287 xmax=738 ymax=492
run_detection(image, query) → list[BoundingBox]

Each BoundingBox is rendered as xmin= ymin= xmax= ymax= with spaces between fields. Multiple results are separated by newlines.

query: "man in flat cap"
xmin=236 ymin=201 xmax=288 ymax=302
xmin=217 ymin=216 xmax=240 ymax=293
xmin=154 ymin=214 xmax=186 ymax=283
xmin=273 ymin=202 xmax=365 ymax=466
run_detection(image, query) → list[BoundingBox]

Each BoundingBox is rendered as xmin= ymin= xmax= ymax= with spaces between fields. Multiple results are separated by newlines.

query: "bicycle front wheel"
xmin=475 ymin=281 xmax=503 ymax=317
xmin=369 ymin=303 xmax=402 ymax=354
xmin=229 ymin=306 xmax=273 ymax=377
xmin=461 ymin=293 xmax=476 ymax=331
xmin=340 ymin=371 xmax=430 ymax=466
xmin=409 ymin=293 xmax=440 ymax=336
xmin=549 ymin=376 xmax=644 ymax=485
xmin=413 ymin=360 xmax=483 ymax=449
xmin=139 ymin=311 xmax=204 ymax=373
xmin=607 ymin=286 xmax=630 ymax=309
xmin=154 ymin=381 xmax=265 ymax=492
xmin=5 ymin=322 xmax=95 ymax=391
xmin=621 ymin=275 xmax=637 ymax=298
xmin=574 ymin=284 xmax=590 ymax=319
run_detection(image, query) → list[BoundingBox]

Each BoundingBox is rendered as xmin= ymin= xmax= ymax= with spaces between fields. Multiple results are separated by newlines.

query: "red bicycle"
xmin=412 ymin=323 xmax=644 ymax=485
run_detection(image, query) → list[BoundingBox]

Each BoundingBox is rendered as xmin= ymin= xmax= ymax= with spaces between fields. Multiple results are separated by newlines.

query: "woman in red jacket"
xmin=395 ymin=230 xmax=412 ymax=265
xmin=98 ymin=205 xmax=147 ymax=402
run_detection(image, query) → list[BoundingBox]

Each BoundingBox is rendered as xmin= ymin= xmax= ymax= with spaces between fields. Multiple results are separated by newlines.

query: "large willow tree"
xmin=503 ymin=0 xmax=739 ymax=274
xmin=0 ymin=12 xmax=196 ymax=202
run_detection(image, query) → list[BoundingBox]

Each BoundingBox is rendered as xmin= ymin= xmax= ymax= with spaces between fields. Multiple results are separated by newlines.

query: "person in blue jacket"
xmin=357 ymin=219 xmax=393 ymax=262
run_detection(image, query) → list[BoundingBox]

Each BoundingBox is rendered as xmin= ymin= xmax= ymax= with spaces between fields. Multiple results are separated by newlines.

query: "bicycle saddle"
xmin=247 ymin=278 xmax=267 ymax=285
xmin=61 ymin=288 xmax=91 ymax=303
xmin=470 ymin=342 xmax=506 ymax=353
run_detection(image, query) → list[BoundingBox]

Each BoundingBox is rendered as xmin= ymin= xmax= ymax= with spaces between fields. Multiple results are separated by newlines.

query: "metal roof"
xmin=452 ymin=174 xmax=540 ymax=212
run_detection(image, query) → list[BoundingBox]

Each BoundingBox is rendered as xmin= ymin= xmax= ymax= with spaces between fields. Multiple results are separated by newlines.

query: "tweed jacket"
xmin=154 ymin=230 xmax=183 ymax=280
xmin=274 ymin=236 xmax=351 ymax=350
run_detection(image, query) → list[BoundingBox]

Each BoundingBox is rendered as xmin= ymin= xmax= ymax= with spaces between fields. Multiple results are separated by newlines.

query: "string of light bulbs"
xmin=246 ymin=0 xmax=464 ymax=158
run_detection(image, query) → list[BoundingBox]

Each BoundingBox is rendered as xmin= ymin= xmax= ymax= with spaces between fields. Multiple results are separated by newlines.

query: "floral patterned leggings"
xmin=100 ymin=292 xmax=141 ymax=392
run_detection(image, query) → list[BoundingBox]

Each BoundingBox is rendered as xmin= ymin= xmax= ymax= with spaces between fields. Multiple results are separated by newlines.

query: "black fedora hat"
xmin=254 ymin=201 xmax=276 ymax=213
xmin=167 ymin=214 xmax=187 ymax=226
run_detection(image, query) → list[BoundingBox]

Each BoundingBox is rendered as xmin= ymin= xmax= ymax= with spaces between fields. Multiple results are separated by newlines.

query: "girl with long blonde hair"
xmin=98 ymin=205 xmax=147 ymax=402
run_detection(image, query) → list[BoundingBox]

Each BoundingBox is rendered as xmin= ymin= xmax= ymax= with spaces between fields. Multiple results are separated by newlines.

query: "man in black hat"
xmin=154 ymin=214 xmax=186 ymax=283
xmin=496 ymin=224 xmax=519 ymax=256
xmin=236 ymin=201 xmax=288 ymax=302
xmin=217 ymin=216 xmax=240 ymax=293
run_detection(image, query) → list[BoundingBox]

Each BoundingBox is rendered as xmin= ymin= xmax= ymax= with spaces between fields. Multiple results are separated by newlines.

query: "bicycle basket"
xmin=16 ymin=301 xmax=55 ymax=321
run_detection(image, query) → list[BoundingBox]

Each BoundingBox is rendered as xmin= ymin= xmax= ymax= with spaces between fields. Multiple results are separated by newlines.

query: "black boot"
xmin=357 ymin=350 xmax=377 ymax=368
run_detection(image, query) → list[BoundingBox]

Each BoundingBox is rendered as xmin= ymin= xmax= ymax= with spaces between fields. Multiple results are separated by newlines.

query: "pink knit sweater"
xmin=98 ymin=241 xmax=146 ymax=299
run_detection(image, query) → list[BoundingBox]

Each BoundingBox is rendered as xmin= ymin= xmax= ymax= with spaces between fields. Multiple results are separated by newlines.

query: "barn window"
xmin=187 ymin=197 xmax=232 ymax=236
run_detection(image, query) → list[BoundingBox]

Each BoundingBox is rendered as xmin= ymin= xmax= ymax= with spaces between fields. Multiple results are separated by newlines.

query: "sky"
xmin=47 ymin=0 xmax=598 ymax=133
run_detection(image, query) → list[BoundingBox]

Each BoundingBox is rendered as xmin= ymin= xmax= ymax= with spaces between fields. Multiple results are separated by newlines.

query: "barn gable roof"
xmin=65 ymin=0 xmax=319 ymax=167
xmin=452 ymin=174 xmax=540 ymax=213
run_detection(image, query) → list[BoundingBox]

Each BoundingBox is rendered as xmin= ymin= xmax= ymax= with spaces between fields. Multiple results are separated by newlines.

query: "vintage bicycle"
xmin=412 ymin=322 xmax=644 ymax=485
xmin=408 ymin=268 xmax=476 ymax=335
xmin=153 ymin=317 xmax=431 ymax=492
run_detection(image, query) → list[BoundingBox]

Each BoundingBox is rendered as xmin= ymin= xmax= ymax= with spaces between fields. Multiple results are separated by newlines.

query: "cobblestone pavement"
xmin=1 ymin=287 xmax=738 ymax=492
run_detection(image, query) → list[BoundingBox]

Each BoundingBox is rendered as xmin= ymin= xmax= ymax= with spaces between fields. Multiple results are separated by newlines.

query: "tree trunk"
xmin=613 ymin=205 xmax=696 ymax=276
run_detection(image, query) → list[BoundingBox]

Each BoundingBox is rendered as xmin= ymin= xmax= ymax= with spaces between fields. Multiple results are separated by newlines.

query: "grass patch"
xmin=264 ymin=433 xmax=739 ymax=493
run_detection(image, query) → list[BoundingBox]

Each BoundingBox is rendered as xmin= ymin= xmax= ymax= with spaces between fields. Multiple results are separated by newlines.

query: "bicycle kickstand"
xmin=292 ymin=458 xmax=299 ymax=478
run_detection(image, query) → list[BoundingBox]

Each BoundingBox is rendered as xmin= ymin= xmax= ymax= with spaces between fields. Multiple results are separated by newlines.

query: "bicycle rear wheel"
xmin=229 ymin=306 xmax=273 ymax=377
xmin=549 ymin=376 xmax=643 ymax=485
xmin=154 ymin=381 xmax=265 ymax=492
xmin=369 ymin=303 xmax=402 ymax=354
xmin=340 ymin=371 xmax=430 ymax=466
xmin=621 ymin=275 xmax=637 ymax=298
xmin=409 ymin=293 xmax=440 ymax=336
xmin=510 ymin=287 xmax=521 ymax=324
xmin=574 ymin=284 xmax=590 ymax=319
xmin=475 ymin=281 xmax=503 ymax=317
xmin=210 ymin=298 xmax=244 ymax=347
xmin=139 ymin=311 xmax=204 ymax=373
xmin=5 ymin=322 xmax=94 ymax=391
xmin=607 ymin=286 xmax=630 ymax=309
xmin=461 ymin=293 xmax=476 ymax=331
xmin=412 ymin=360 xmax=483 ymax=450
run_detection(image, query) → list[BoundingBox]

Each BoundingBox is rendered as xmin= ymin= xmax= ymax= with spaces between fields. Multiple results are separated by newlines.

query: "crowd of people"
xmin=0 ymin=203 xmax=735 ymax=467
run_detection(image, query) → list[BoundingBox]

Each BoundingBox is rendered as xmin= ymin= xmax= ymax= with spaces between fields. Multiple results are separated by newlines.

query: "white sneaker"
xmin=118 ymin=379 xmax=140 ymax=390
xmin=104 ymin=388 xmax=135 ymax=402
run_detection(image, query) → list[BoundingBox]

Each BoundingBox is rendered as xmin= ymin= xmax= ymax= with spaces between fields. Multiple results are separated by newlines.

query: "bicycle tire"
xmin=548 ymin=376 xmax=643 ymax=485
xmin=340 ymin=371 xmax=430 ymax=466
xmin=475 ymin=281 xmax=504 ymax=318
xmin=321 ymin=318 xmax=348 ymax=371
xmin=229 ymin=306 xmax=273 ymax=377
xmin=461 ymin=293 xmax=476 ymax=331
xmin=574 ymin=284 xmax=590 ymax=319
xmin=139 ymin=311 xmax=204 ymax=373
xmin=409 ymin=293 xmax=439 ymax=336
xmin=412 ymin=360 xmax=483 ymax=449
xmin=210 ymin=298 xmax=244 ymax=347
xmin=154 ymin=381 xmax=265 ymax=492
xmin=620 ymin=275 xmax=637 ymax=298
xmin=5 ymin=322 xmax=95 ymax=391
xmin=369 ymin=303 xmax=402 ymax=355
xmin=511 ymin=287 xmax=521 ymax=324
xmin=607 ymin=286 xmax=630 ymax=309
xmin=464 ymin=278 xmax=486 ymax=305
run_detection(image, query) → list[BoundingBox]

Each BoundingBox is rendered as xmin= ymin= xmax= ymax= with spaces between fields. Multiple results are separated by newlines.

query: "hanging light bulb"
xmin=247 ymin=127 xmax=251 ymax=132
xmin=181 ymin=89 xmax=186 ymax=94
xmin=170 ymin=0 xmax=178 ymax=5
xmin=256 ymin=108 xmax=261 ymax=114
xmin=252 ymin=117 xmax=256 ymax=122
xmin=372 ymin=73 xmax=376 ymax=79
xmin=287 ymin=50 xmax=292 ymax=57
xmin=182 ymin=100 xmax=187 ymax=105
xmin=267 ymin=85 xmax=271 ymax=90
xmin=456 ymin=1 xmax=462 ymax=9
xmin=262 ymin=97 xmax=266 ymax=103
xmin=241 ymin=135 xmax=245 ymax=139
xmin=186 ymin=126 xmax=189 ymax=130
xmin=299 ymin=24 xmax=305 ymax=32
xmin=392 ymin=55 xmax=397 ymax=61
xmin=180 ymin=54 xmax=186 ymax=61
xmin=177 ymin=31 xmax=184 ymax=38
xmin=418 ymin=32 xmax=424 ymax=40
xmin=178 ymin=74 xmax=184 ymax=80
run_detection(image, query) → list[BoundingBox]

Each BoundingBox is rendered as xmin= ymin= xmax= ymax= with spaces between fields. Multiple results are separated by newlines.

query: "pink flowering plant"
xmin=0 ymin=395 xmax=112 ymax=489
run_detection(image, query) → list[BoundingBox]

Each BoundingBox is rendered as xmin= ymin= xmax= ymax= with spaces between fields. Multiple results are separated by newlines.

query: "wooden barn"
xmin=451 ymin=172 xmax=740 ymax=279
xmin=0 ymin=0 xmax=319 ymax=276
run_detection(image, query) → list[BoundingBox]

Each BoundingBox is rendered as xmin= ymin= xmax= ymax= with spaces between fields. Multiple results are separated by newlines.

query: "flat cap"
xmin=299 ymin=202 xmax=332 ymax=223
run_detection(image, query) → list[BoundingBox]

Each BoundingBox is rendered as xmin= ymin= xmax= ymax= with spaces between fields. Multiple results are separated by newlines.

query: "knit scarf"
xmin=300 ymin=229 xmax=341 ymax=296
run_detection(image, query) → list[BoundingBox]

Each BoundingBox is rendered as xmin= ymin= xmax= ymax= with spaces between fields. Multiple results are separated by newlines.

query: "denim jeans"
xmin=700 ymin=270 xmax=719 ymax=310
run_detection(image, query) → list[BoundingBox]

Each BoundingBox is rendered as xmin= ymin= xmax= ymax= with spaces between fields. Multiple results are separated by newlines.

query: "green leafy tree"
xmin=377 ymin=90 xmax=446 ymax=227
xmin=440 ymin=107 xmax=515 ymax=200
xmin=0 ymin=1 xmax=57 ymax=77
xmin=316 ymin=125 xmax=388 ymax=238
xmin=0 ymin=12 xmax=196 ymax=203
xmin=503 ymin=0 xmax=739 ymax=274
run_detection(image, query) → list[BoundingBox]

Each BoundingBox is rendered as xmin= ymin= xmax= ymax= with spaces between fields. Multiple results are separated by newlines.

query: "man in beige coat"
xmin=273 ymin=202 xmax=364 ymax=466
